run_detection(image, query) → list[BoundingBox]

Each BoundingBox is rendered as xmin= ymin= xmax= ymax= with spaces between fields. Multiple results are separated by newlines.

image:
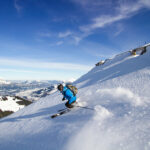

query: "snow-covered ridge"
xmin=75 ymin=44 xmax=150 ymax=90
xmin=0 ymin=44 xmax=150 ymax=150
xmin=0 ymin=96 xmax=32 ymax=118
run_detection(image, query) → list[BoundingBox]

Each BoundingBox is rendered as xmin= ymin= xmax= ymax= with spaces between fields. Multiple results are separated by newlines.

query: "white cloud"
xmin=38 ymin=32 xmax=51 ymax=37
xmin=71 ymin=0 xmax=112 ymax=10
xmin=14 ymin=0 xmax=22 ymax=13
xmin=0 ymin=58 xmax=92 ymax=71
xmin=0 ymin=68 xmax=41 ymax=74
xmin=58 ymin=31 xmax=72 ymax=38
xmin=71 ymin=31 xmax=93 ymax=45
xmin=80 ymin=14 xmax=125 ymax=32
xmin=72 ymin=36 xmax=82 ymax=45
xmin=140 ymin=0 xmax=150 ymax=7
xmin=58 ymin=30 xmax=86 ymax=45
xmin=56 ymin=41 xmax=64 ymax=46
xmin=114 ymin=24 xmax=124 ymax=37
xmin=80 ymin=0 xmax=150 ymax=32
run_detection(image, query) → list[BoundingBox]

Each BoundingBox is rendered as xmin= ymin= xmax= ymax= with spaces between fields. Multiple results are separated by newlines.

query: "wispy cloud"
xmin=58 ymin=30 xmax=86 ymax=45
xmin=80 ymin=14 xmax=125 ymax=32
xmin=71 ymin=0 xmax=112 ymax=11
xmin=114 ymin=24 xmax=124 ymax=37
xmin=0 ymin=58 xmax=92 ymax=71
xmin=56 ymin=41 xmax=64 ymax=46
xmin=38 ymin=32 xmax=51 ymax=37
xmin=80 ymin=0 xmax=150 ymax=32
xmin=14 ymin=0 xmax=22 ymax=13
xmin=36 ymin=0 xmax=150 ymax=45
xmin=67 ymin=0 xmax=150 ymax=44
xmin=58 ymin=31 xmax=73 ymax=38
xmin=52 ymin=17 xmax=64 ymax=22
xmin=72 ymin=36 xmax=82 ymax=45
xmin=0 ymin=68 xmax=41 ymax=74
xmin=71 ymin=31 xmax=92 ymax=45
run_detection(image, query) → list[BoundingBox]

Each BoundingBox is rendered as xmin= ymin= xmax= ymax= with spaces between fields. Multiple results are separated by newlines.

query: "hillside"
xmin=0 ymin=44 xmax=150 ymax=150
xmin=0 ymin=96 xmax=32 ymax=118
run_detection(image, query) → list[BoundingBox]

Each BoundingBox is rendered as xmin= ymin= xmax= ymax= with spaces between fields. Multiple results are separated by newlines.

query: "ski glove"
xmin=62 ymin=97 xmax=66 ymax=101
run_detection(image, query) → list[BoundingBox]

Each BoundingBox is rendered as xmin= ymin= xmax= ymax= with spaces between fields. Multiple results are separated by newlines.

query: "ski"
xmin=57 ymin=108 xmax=68 ymax=112
xmin=51 ymin=104 xmax=94 ymax=119
xmin=51 ymin=109 xmax=70 ymax=118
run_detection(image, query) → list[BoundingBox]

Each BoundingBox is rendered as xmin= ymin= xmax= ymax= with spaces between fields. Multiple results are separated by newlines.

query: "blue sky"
xmin=0 ymin=0 xmax=150 ymax=80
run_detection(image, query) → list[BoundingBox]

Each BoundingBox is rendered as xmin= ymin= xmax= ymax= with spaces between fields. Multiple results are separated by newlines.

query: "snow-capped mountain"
xmin=0 ymin=78 xmax=10 ymax=84
xmin=16 ymin=85 xmax=57 ymax=101
xmin=0 ymin=80 xmax=61 ymax=98
xmin=0 ymin=44 xmax=150 ymax=150
xmin=0 ymin=81 xmax=59 ymax=118
xmin=0 ymin=96 xmax=32 ymax=118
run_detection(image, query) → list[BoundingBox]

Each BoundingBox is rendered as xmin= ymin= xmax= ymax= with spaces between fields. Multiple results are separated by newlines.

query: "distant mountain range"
xmin=0 ymin=80 xmax=61 ymax=96
xmin=0 ymin=80 xmax=61 ymax=118
xmin=16 ymin=85 xmax=57 ymax=101
xmin=0 ymin=78 xmax=10 ymax=84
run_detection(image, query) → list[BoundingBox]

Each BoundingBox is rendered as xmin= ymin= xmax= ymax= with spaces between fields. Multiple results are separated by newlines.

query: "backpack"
xmin=66 ymin=84 xmax=78 ymax=96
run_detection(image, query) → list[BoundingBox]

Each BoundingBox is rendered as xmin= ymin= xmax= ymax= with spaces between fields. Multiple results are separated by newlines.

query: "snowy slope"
xmin=0 ymin=45 xmax=150 ymax=150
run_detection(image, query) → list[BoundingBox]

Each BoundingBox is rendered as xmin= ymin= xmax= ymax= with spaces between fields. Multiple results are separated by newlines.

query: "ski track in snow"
xmin=0 ymin=45 xmax=150 ymax=150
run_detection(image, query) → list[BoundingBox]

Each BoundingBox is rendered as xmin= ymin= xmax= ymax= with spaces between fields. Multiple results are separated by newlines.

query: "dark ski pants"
xmin=65 ymin=101 xmax=76 ymax=108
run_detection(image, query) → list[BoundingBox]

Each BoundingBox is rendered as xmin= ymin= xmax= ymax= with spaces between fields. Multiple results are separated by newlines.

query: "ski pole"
xmin=76 ymin=105 xmax=95 ymax=110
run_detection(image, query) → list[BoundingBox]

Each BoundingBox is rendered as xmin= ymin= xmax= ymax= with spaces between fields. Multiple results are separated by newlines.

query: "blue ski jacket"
xmin=62 ymin=86 xmax=76 ymax=104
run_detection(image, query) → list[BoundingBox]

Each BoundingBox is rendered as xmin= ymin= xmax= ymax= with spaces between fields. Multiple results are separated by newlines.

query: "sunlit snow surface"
xmin=0 ymin=96 xmax=25 ymax=112
xmin=0 ymin=46 xmax=150 ymax=150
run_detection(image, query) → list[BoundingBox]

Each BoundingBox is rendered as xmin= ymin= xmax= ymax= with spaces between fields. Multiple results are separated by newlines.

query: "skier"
xmin=57 ymin=84 xmax=77 ymax=108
